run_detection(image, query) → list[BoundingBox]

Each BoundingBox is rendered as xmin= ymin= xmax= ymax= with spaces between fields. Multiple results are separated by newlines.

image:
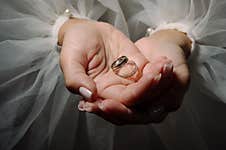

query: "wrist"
xmin=149 ymin=29 xmax=192 ymax=58
xmin=58 ymin=18 xmax=88 ymax=46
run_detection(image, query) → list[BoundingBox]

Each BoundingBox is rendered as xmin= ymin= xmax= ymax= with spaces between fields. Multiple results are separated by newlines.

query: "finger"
xmin=78 ymin=100 xmax=100 ymax=112
xmin=99 ymin=56 xmax=171 ymax=102
xmin=144 ymin=62 xmax=174 ymax=100
xmin=89 ymin=99 xmax=146 ymax=125
xmin=95 ymin=99 xmax=168 ymax=125
xmin=77 ymin=100 xmax=123 ymax=125
xmin=60 ymin=38 xmax=97 ymax=99
xmin=78 ymin=98 xmax=169 ymax=125
xmin=145 ymin=58 xmax=174 ymax=97
xmin=159 ymin=64 xmax=190 ymax=112
xmin=79 ymin=99 xmax=130 ymax=125
xmin=119 ymin=58 xmax=171 ymax=106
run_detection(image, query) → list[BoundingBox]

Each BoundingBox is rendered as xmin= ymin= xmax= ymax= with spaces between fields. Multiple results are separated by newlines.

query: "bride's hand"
xmin=135 ymin=29 xmax=191 ymax=112
xmin=58 ymin=18 xmax=172 ymax=119
xmin=81 ymin=29 xmax=191 ymax=125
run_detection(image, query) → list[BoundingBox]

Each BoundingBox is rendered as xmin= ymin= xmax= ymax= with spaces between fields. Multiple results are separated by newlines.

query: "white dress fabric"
xmin=0 ymin=0 xmax=226 ymax=150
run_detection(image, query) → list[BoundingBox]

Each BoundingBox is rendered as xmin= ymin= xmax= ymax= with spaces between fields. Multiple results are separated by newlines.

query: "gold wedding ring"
xmin=111 ymin=56 xmax=138 ymax=79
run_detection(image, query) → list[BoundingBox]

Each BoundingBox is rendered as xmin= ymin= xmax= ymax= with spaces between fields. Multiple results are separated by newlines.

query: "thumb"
xmin=60 ymin=42 xmax=97 ymax=100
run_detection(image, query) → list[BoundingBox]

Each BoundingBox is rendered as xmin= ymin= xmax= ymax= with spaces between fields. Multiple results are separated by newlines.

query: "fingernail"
xmin=154 ymin=74 xmax=162 ymax=82
xmin=127 ymin=108 xmax=132 ymax=115
xmin=78 ymin=101 xmax=85 ymax=111
xmin=84 ymin=103 xmax=93 ymax=112
xmin=97 ymin=101 xmax=104 ymax=110
xmin=79 ymin=87 xmax=92 ymax=100
xmin=163 ymin=63 xmax=173 ymax=75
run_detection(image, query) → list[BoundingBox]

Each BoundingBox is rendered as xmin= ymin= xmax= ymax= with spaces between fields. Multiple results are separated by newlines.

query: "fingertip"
xmin=78 ymin=101 xmax=100 ymax=113
xmin=65 ymin=73 xmax=97 ymax=100
xmin=78 ymin=75 xmax=97 ymax=95
xmin=153 ymin=73 xmax=162 ymax=84
xmin=97 ymin=100 xmax=131 ymax=115
xmin=79 ymin=87 xmax=93 ymax=100
xmin=142 ymin=63 xmax=159 ymax=83
xmin=162 ymin=63 xmax=174 ymax=77
xmin=97 ymin=100 xmax=105 ymax=111
xmin=97 ymin=100 xmax=114 ymax=112
xmin=78 ymin=101 xmax=86 ymax=111
xmin=143 ymin=58 xmax=174 ymax=82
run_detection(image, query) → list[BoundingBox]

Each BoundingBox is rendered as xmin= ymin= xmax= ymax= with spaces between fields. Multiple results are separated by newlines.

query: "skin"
xmin=135 ymin=30 xmax=191 ymax=112
xmin=58 ymin=18 xmax=191 ymax=125
xmin=85 ymin=30 xmax=191 ymax=125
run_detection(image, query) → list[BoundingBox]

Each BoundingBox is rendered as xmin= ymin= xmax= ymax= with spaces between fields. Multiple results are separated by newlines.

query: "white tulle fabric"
xmin=0 ymin=0 xmax=226 ymax=150
xmin=127 ymin=0 xmax=226 ymax=103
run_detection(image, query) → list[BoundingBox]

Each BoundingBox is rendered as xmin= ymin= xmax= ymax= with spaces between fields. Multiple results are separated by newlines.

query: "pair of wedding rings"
xmin=111 ymin=56 xmax=138 ymax=79
xmin=111 ymin=56 xmax=166 ymax=120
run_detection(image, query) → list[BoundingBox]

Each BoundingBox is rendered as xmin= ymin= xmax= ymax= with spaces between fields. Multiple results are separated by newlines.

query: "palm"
xmin=89 ymin=26 xmax=148 ymax=104
xmin=60 ymin=20 xmax=174 ymax=124
xmin=135 ymin=30 xmax=191 ymax=111
xmin=61 ymin=20 xmax=169 ymax=107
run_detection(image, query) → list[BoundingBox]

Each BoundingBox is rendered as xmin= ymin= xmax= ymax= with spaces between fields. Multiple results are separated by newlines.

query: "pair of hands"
xmin=58 ymin=18 xmax=191 ymax=125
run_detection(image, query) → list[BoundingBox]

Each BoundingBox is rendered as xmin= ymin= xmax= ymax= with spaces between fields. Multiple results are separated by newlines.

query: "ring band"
xmin=111 ymin=56 xmax=138 ymax=79
xmin=111 ymin=56 xmax=128 ymax=70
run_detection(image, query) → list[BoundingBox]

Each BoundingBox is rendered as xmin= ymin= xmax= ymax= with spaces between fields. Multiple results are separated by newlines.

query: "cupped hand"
xmin=59 ymin=18 xmax=172 ymax=122
xmin=80 ymin=29 xmax=191 ymax=125
xmin=135 ymin=29 xmax=191 ymax=112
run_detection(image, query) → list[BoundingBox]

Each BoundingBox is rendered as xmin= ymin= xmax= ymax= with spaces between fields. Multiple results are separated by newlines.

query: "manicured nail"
xmin=163 ymin=63 xmax=173 ymax=75
xmin=78 ymin=101 xmax=85 ymax=111
xmin=79 ymin=87 xmax=92 ymax=100
xmin=84 ymin=104 xmax=93 ymax=112
xmin=154 ymin=74 xmax=162 ymax=82
xmin=97 ymin=101 xmax=105 ymax=110
xmin=127 ymin=108 xmax=132 ymax=115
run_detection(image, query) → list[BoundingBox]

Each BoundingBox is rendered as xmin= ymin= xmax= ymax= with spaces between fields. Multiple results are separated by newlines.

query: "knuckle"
xmin=97 ymin=21 xmax=113 ymax=30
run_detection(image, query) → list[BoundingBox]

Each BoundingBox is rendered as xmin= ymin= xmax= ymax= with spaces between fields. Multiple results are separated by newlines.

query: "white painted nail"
xmin=163 ymin=63 xmax=173 ymax=74
xmin=154 ymin=74 xmax=162 ymax=82
xmin=127 ymin=108 xmax=132 ymax=115
xmin=84 ymin=105 xmax=93 ymax=112
xmin=79 ymin=87 xmax=92 ymax=100
xmin=97 ymin=101 xmax=105 ymax=110
xmin=78 ymin=101 xmax=85 ymax=111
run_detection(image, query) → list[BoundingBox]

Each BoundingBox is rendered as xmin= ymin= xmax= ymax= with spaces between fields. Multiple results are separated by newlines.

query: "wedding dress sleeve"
xmin=127 ymin=0 xmax=226 ymax=103
xmin=1 ymin=0 xmax=226 ymax=150
xmin=119 ymin=1 xmax=226 ymax=150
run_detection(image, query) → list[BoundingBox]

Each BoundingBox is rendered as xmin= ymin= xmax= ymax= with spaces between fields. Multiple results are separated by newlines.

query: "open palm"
xmin=60 ymin=19 xmax=171 ymax=111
